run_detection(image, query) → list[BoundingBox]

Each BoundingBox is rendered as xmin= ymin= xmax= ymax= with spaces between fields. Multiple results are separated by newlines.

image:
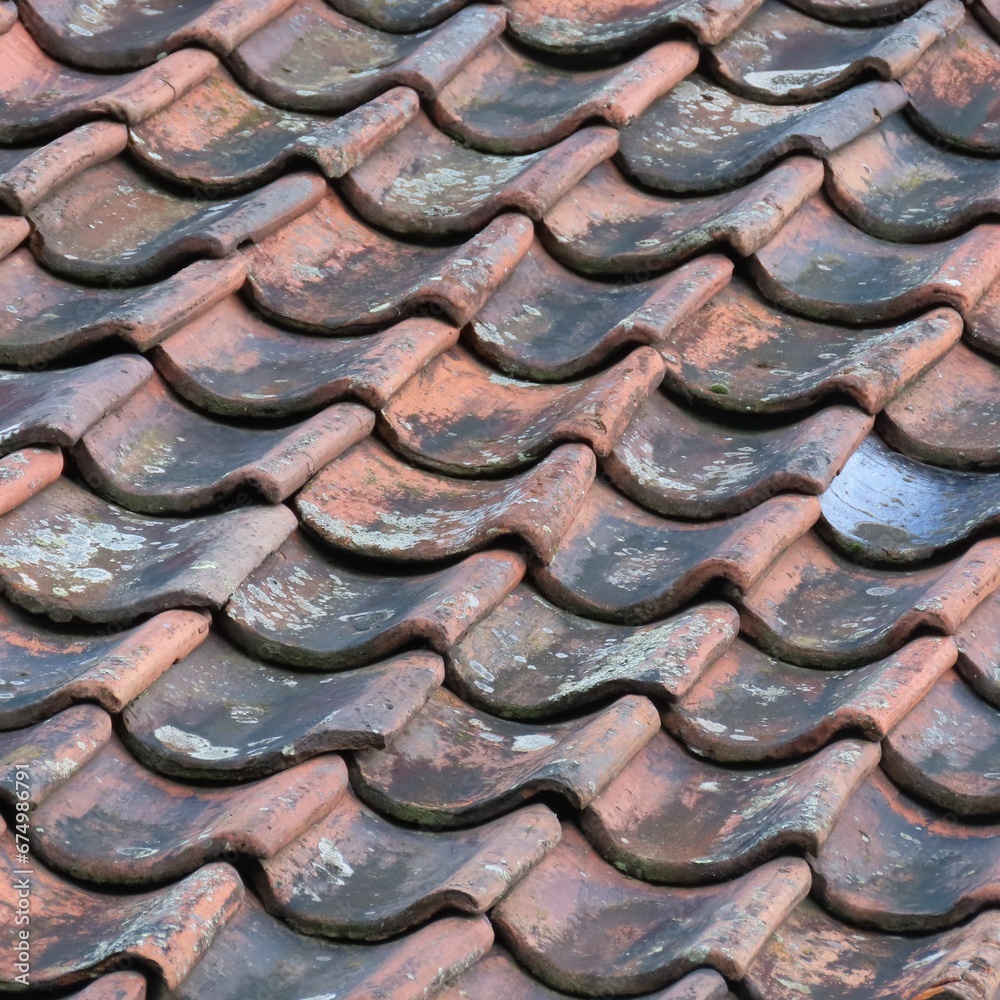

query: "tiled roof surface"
xmin=0 ymin=1 xmax=998 ymax=998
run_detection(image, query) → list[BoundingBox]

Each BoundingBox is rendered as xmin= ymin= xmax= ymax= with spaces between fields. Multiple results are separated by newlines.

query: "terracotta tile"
xmin=344 ymin=111 xmax=617 ymax=236
xmin=230 ymin=2 xmax=504 ymax=112
xmin=76 ymin=372 xmax=373 ymax=513
xmin=161 ymin=896 xmax=492 ymax=1000
xmin=542 ymin=157 xmax=823 ymax=275
xmin=244 ymin=190 xmax=533 ymax=331
xmin=827 ymin=114 xmax=1000 ymax=242
xmin=0 ymin=820 xmax=243 ymax=990
xmin=352 ymin=687 xmax=659 ymax=825
xmin=661 ymin=277 xmax=961 ymax=414
xmin=330 ymin=0 xmax=472 ymax=30
xmin=666 ymin=635 xmax=955 ymax=761
xmin=0 ymin=477 xmax=296 ymax=623
xmin=29 ymin=157 xmax=325 ymax=284
xmin=433 ymin=38 xmax=697 ymax=154
xmin=32 ymin=735 xmax=344 ymax=885
xmin=380 ymin=345 xmax=664 ymax=473
xmin=0 ymin=1 xmax=13 ymax=32
xmin=751 ymin=193 xmax=1000 ymax=323
xmin=440 ymin=949 xmax=732 ymax=1000
xmin=0 ymin=23 xmax=217 ymax=143
xmin=0 ymin=121 xmax=127 ymax=213
xmin=123 ymin=634 xmax=444 ymax=779
xmin=534 ymin=480 xmax=819 ymax=624
xmin=0 ymin=601 xmax=208 ymax=728
xmin=154 ymin=303 xmax=458 ymax=416
xmin=584 ymin=730 xmax=879 ymax=882
xmin=822 ymin=433 xmax=1000 ymax=562
xmin=711 ymin=0 xmax=962 ymax=103
xmin=63 ymin=973 xmax=148 ymax=1000
xmin=737 ymin=530 xmax=1000 ymax=666
xmin=617 ymin=74 xmax=904 ymax=193
xmin=0 ymin=447 xmax=63 ymax=517
xmin=813 ymin=766 xmax=1000 ymax=932
xmin=299 ymin=439 xmax=593 ymax=563
xmin=977 ymin=0 xmax=1000 ymax=39
xmin=0 ymin=705 xmax=110 ymax=807
xmin=744 ymin=898 xmax=1000 ymax=1000
xmin=0 ymin=215 xmax=28 ymax=258
xmin=881 ymin=343 xmax=1000 ymax=468
xmin=956 ymin=589 xmax=1000 ymax=706
xmin=0 ymin=356 xmax=152 ymax=453
xmin=448 ymin=589 xmax=738 ymax=718
xmin=884 ymin=668 xmax=1000 ymax=816
xmin=968 ymin=275 xmax=1000 ymax=359
xmin=469 ymin=246 xmax=732 ymax=382
xmin=18 ymin=0 xmax=295 ymax=69
xmin=605 ymin=389 xmax=871 ymax=518
xmin=131 ymin=70 xmax=419 ymax=189
xmin=504 ymin=0 xmax=767 ymax=50
xmin=256 ymin=792 xmax=559 ymax=937
xmin=493 ymin=824 xmax=809 ymax=994
xmin=903 ymin=14 xmax=1000 ymax=153
xmin=784 ymin=0 xmax=926 ymax=21
xmin=0 ymin=249 xmax=245 ymax=365
xmin=224 ymin=530 xmax=523 ymax=668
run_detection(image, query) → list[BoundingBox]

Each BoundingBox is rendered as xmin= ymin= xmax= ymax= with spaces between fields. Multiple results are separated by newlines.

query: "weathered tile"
xmin=883 ymin=668 xmax=1000 ymax=815
xmin=469 ymin=247 xmax=732 ymax=381
xmin=661 ymin=277 xmax=961 ymax=414
xmin=744 ymin=899 xmax=1000 ymax=1000
xmin=968 ymin=275 xmax=1000 ymax=359
xmin=813 ymin=766 xmax=1000 ymax=931
xmin=297 ymin=438 xmax=594 ymax=563
xmin=0 ymin=121 xmax=127 ymax=213
xmin=256 ymin=792 xmax=559 ymax=937
xmin=433 ymin=38 xmax=697 ymax=153
xmin=904 ymin=14 xmax=1000 ymax=153
xmin=352 ymin=688 xmax=659 ymax=825
xmin=18 ymin=0 xmax=295 ymax=69
xmin=737 ymin=530 xmax=1000 ymax=666
xmin=131 ymin=70 xmax=418 ymax=190
xmin=77 ymin=372 xmax=373 ymax=513
xmin=534 ymin=480 xmax=818 ymax=624
xmin=230 ymin=2 xmax=504 ymax=112
xmin=0 ymin=216 xmax=28 ymax=258
xmin=711 ymin=0 xmax=962 ymax=103
xmin=29 ymin=157 xmax=325 ymax=284
xmin=0 ymin=356 xmax=151 ymax=454
xmin=617 ymin=74 xmax=904 ymax=193
xmin=504 ymin=0 xmax=767 ymax=50
xmin=440 ymin=950 xmax=732 ymax=1000
xmin=881 ymin=342 xmax=1000 ymax=468
xmin=666 ymin=636 xmax=955 ymax=761
xmin=784 ymin=0 xmax=926 ymax=21
xmin=821 ymin=433 xmax=1000 ymax=562
xmin=827 ymin=114 xmax=1000 ymax=242
xmin=154 ymin=303 xmax=458 ymax=416
xmin=956 ymin=589 xmax=1000 ymax=706
xmin=161 ymin=896 xmax=492 ymax=1000
xmin=123 ymin=634 xmax=444 ymax=779
xmin=542 ymin=157 xmax=822 ymax=275
xmin=244 ymin=190 xmax=533 ymax=331
xmin=33 ymin=734 xmax=341 ymax=882
xmin=975 ymin=0 xmax=1000 ymax=39
xmin=0 ymin=705 xmax=110 ymax=807
xmin=0 ymin=821 xmax=243 ymax=990
xmin=61 ymin=973 xmax=148 ymax=1000
xmin=0 ymin=250 xmax=245 ymax=365
xmin=0 ymin=602 xmax=208 ymax=728
xmin=343 ymin=111 xmax=617 ymax=235
xmin=329 ymin=0 xmax=472 ymax=30
xmin=448 ymin=589 xmax=738 ymax=718
xmin=750 ymin=193 xmax=1000 ymax=323
xmin=0 ymin=1 xmax=13 ymax=32
xmin=0 ymin=448 xmax=63 ymax=518
xmin=584 ymin=730 xmax=879 ymax=882
xmin=604 ymin=389 xmax=871 ymax=518
xmin=0 ymin=23 xmax=217 ymax=142
xmin=493 ymin=824 xmax=809 ymax=995
xmin=0 ymin=477 xmax=295 ymax=623
xmin=224 ymin=530 xmax=523 ymax=669
xmin=380 ymin=345 xmax=664 ymax=473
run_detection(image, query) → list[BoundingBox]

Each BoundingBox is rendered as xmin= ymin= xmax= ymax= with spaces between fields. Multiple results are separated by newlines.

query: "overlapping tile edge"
xmin=1 ymin=1 xmax=1000 ymax=999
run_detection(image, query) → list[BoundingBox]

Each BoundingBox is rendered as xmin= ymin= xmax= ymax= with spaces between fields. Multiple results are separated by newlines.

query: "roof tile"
xmin=783 ymin=0 xmax=925 ymax=22
xmin=62 ymin=973 xmax=148 ymax=1000
xmin=956 ymin=588 xmax=1000 ymax=705
xmin=330 ymin=0 xmax=473 ymax=31
xmin=0 ymin=447 xmax=64 ymax=517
